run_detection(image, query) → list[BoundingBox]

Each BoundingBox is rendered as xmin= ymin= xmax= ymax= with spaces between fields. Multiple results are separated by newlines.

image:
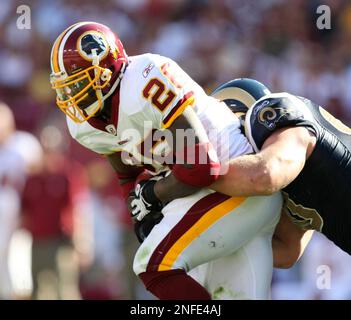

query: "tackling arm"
xmin=211 ymin=126 xmax=315 ymax=197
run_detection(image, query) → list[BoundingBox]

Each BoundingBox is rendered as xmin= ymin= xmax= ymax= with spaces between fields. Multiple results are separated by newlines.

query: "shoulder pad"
xmin=245 ymin=92 xmax=316 ymax=151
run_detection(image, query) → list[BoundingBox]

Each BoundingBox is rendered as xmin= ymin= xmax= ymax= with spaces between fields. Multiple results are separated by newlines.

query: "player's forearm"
xmin=211 ymin=153 xmax=277 ymax=197
xmin=211 ymin=134 xmax=308 ymax=197
xmin=154 ymin=173 xmax=199 ymax=203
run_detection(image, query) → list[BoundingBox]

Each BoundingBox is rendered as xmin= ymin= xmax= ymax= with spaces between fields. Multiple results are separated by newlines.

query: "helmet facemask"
xmin=50 ymin=49 xmax=112 ymax=123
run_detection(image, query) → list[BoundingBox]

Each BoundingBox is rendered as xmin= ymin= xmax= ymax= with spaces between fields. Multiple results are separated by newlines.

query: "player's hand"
xmin=134 ymin=211 xmax=164 ymax=243
xmin=128 ymin=179 xmax=163 ymax=221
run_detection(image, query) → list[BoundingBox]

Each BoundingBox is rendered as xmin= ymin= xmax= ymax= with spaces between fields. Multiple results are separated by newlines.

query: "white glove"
xmin=130 ymin=183 xmax=153 ymax=221
xmin=129 ymin=178 xmax=163 ymax=221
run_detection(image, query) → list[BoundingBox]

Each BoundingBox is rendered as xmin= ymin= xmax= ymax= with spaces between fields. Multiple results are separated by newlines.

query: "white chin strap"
xmin=103 ymin=61 xmax=127 ymax=100
xmin=84 ymin=99 xmax=100 ymax=117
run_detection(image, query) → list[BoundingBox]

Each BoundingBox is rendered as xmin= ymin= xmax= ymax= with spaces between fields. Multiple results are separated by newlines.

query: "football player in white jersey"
xmin=50 ymin=22 xmax=282 ymax=299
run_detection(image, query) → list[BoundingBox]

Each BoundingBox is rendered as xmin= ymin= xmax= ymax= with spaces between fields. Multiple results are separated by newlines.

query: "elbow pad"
xmin=172 ymin=142 xmax=221 ymax=187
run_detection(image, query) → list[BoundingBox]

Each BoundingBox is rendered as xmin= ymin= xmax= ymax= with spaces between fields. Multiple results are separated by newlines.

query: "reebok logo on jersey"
xmin=143 ymin=63 xmax=154 ymax=78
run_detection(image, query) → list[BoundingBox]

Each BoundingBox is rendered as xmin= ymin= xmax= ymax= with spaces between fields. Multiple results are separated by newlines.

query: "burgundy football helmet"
xmin=50 ymin=22 xmax=128 ymax=123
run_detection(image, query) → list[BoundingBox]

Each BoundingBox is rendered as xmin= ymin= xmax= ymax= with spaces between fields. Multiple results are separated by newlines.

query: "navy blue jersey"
xmin=245 ymin=93 xmax=351 ymax=254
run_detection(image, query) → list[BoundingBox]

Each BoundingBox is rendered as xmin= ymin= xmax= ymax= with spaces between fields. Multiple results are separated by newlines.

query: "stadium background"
xmin=1 ymin=0 xmax=351 ymax=299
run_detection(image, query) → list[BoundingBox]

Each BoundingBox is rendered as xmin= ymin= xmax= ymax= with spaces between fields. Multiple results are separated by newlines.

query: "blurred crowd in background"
xmin=1 ymin=0 xmax=351 ymax=300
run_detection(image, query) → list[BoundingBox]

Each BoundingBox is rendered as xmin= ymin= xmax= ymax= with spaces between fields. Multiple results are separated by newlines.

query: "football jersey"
xmin=245 ymin=92 xmax=351 ymax=253
xmin=67 ymin=53 xmax=252 ymax=173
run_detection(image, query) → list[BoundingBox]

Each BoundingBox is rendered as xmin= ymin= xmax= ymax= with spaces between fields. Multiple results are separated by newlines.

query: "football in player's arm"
xmin=103 ymin=57 xmax=221 ymax=222
xmin=107 ymin=106 xmax=220 ymax=222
